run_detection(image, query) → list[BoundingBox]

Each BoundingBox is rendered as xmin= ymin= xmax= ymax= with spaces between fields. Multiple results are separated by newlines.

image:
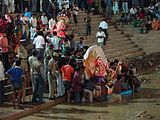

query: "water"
xmin=20 ymin=71 xmax=160 ymax=120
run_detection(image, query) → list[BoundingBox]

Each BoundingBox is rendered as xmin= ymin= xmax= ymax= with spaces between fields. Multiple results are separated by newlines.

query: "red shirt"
xmin=0 ymin=33 xmax=9 ymax=53
xmin=61 ymin=64 xmax=74 ymax=81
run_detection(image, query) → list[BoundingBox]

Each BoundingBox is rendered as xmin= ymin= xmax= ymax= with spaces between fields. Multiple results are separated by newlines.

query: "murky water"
xmin=20 ymin=70 xmax=160 ymax=120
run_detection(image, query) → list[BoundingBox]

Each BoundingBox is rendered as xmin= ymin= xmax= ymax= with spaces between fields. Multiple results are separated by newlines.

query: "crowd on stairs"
xmin=0 ymin=0 xmax=152 ymax=109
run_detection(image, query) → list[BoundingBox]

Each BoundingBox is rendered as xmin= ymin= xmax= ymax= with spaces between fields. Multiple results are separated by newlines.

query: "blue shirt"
xmin=6 ymin=66 xmax=23 ymax=84
xmin=24 ymin=12 xmax=32 ymax=19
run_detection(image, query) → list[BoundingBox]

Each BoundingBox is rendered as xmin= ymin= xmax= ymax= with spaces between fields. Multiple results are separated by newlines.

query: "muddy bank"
xmin=128 ymin=52 xmax=160 ymax=74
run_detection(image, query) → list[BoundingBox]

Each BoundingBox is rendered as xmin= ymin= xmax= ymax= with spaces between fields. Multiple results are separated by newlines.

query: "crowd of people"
xmin=116 ymin=1 xmax=160 ymax=33
xmin=0 ymin=0 xmax=153 ymax=109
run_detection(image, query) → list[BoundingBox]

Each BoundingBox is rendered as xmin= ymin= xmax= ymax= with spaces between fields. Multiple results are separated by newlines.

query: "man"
xmin=76 ymin=37 xmax=85 ymax=51
xmin=50 ymin=31 xmax=60 ymax=50
xmin=43 ymin=44 xmax=54 ymax=81
xmin=61 ymin=59 xmax=74 ymax=102
xmin=41 ymin=13 xmax=48 ymax=26
xmin=0 ymin=33 xmax=10 ymax=71
xmin=48 ymin=17 xmax=56 ymax=30
xmin=8 ymin=0 xmax=15 ymax=13
xmin=0 ymin=54 xmax=5 ymax=104
xmin=1 ymin=0 xmax=8 ymax=15
xmin=31 ymin=0 xmax=38 ymax=12
xmin=105 ymin=0 xmax=112 ymax=19
xmin=48 ymin=52 xmax=58 ymax=100
xmin=32 ymin=55 xmax=45 ymax=104
xmin=16 ymin=39 xmax=28 ymax=103
xmin=96 ymin=27 xmax=106 ymax=48
xmin=28 ymin=49 xmax=37 ymax=92
xmin=84 ymin=12 xmax=91 ymax=36
xmin=33 ymin=31 xmax=45 ymax=58
xmin=122 ymin=0 xmax=129 ymax=14
xmin=99 ymin=19 xmax=108 ymax=45
xmin=72 ymin=66 xmax=83 ymax=103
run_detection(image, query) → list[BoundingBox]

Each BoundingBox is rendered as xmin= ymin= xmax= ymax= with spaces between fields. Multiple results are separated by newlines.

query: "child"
xmin=6 ymin=60 xmax=24 ymax=109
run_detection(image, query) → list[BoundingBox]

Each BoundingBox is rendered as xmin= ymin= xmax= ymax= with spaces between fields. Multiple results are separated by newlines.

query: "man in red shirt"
xmin=0 ymin=33 xmax=10 ymax=71
xmin=61 ymin=60 xmax=74 ymax=102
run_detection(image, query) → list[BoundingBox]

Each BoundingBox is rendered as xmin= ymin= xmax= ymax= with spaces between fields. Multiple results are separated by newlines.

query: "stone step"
xmin=84 ymin=40 xmax=133 ymax=48
xmin=105 ymin=47 xmax=140 ymax=59
xmin=109 ymin=51 xmax=144 ymax=60
xmin=69 ymin=28 xmax=120 ymax=35
xmin=4 ymin=87 xmax=32 ymax=101
xmin=84 ymin=37 xmax=129 ymax=45
xmin=4 ymin=84 xmax=12 ymax=93
xmin=104 ymin=44 xmax=137 ymax=53
xmin=104 ymin=40 xmax=134 ymax=49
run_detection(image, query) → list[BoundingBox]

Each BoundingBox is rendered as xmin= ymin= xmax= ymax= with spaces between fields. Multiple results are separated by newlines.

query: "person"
xmin=29 ymin=14 xmax=37 ymax=28
xmin=28 ymin=49 xmax=37 ymax=92
xmin=105 ymin=0 xmax=112 ymax=19
xmin=48 ymin=1 xmax=56 ymax=19
xmin=72 ymin=66 xmax=84 ymax=103
xmin=139 ymin=19 xmax=147 ymax=34
xmin=41 ymin=13 xmax=48 ymax=26
xmin=61 ymin=59 xmax=74 ymax=102
xmin=112 ymin=0 xmax=119 ymax=14
xmin=15 ymin=14 xmax=23 ymax=44
xmin=96 ymin=27 xmax=106 ymax=48
xmin=82 ymin=79 xmax=96 ymax=103
xmin=84 ymin=12 xmax=91 ymax=36
xmin=50 ymin=31 xmax=60 ymax=50
xmin=87 ymin=0 xmax=93 ymax=13
xmin=72 ymin=4 xmax=79 ymax=26
xmin=33 ymin=31 xmax=45 ymax=58
xmin=31 ymin=0 xmax=38 ymax=12
xmin=44 ymin=44 xmax=54 ymax=81
xmin=21 ymin=15 xmax=29 ymax=41
xmin=0 ymin=54 xmax=5 ymax=104
xmin=76 ymin=37 xmax=85 ymax=51
xmin=8 ymin=0 xmax=15 ymax=13
xmin=122 ymin=0 xmax=129 ymax=14
xmin=152 ymin=18 xmax=160 ymax=30
xmin=6 ymin=60 xmax=24 ymax=109
xmin=61 ymin=0 xmax=69 ymax=10
xmin=15 ymin=39 xmax=29 ymax=103
xmin=48 ymin=52 xmax=58 ymax=100
xmin=48 ymin=17 xmax=56 ymax=30
xmin=130 ymin=6 xmax=137 ymax=18
xmin=99 ymin=19 xmax=108 ymax=45
xmin=0 ymin=33 xmax=10 ymax=71
xmin=24 ymin=7 xmax=32 ymax=19
xmin=32 ymin=55 xmax=45 ymax=104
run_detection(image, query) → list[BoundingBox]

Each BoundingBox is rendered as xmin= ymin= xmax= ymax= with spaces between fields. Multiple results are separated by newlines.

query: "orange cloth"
xmin=61 ymin=64 xmax=74 ymax=81
xmin=152 ymin=20 xmax=160 ymax=30
xmin=0 ymin=34 xmax=9 ymax=53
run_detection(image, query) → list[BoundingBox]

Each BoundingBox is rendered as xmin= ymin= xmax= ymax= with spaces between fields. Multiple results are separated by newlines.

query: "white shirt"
xmin=73 ymin=6 xmax=79 ymax=15
xmin=28 ymin=56 xmax=37 ymax=69
xmin=130 ymin=8 xmax=137 ymax=15
xmin=50 ymin=36 xmax=60 ymax=50
xmin=61 ymin=0 xmax=69 ymax=10
xmin=96 ymin=31 xmax=106 ymax=43
xmin=148 ymin=5 xmax=155 ymax=13
xmin=49 ymin=18 xmax=56 ymax=30
xmin=30 ymin=17 xmax=37 ymax=28
xmin=41 ymin=16 xmax=48 ymax=25
xmin=99 ymin=21 xmax=108 ymax=29
xmin=33 ymin=35 xmax=45 ymax=49
xmin=0 ymin=61 xmax=5 ymax=81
